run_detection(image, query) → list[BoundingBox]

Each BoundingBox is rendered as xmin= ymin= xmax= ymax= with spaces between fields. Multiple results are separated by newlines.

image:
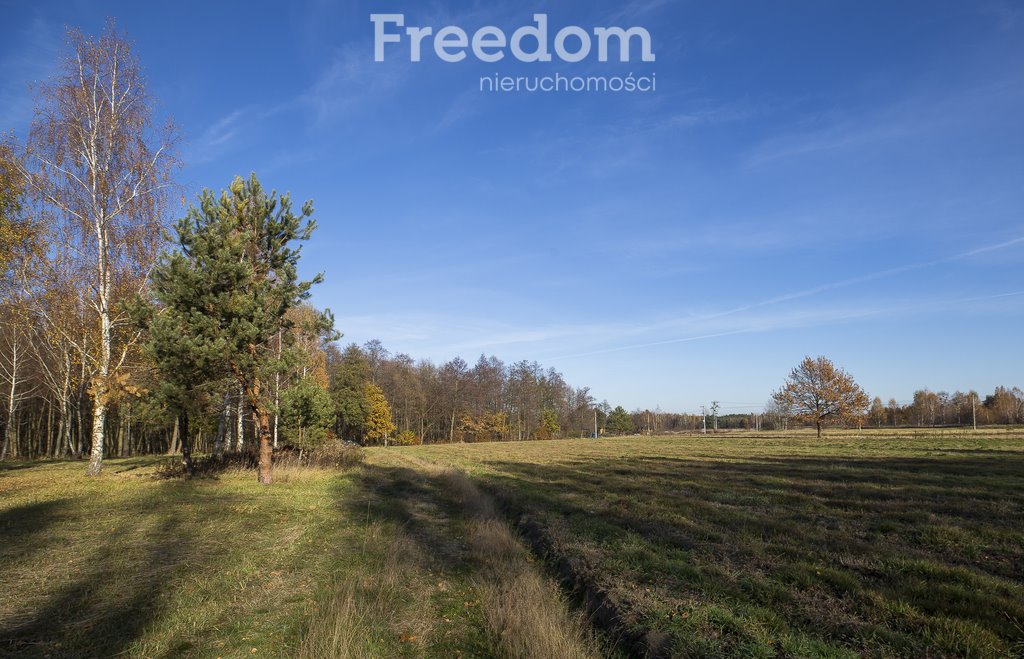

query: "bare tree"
xmin=24 ymin=21 xmax=178 ymax=475
xmin=0 ymin=302 xmax=36 ymax=459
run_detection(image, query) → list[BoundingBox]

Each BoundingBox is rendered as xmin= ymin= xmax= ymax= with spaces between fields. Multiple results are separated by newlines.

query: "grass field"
xmin=1 ymin=429 xmax=1022 ymax=657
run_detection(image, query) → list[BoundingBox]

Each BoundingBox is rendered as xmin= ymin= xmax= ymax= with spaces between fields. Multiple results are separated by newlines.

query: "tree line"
xmin=327 ymin=341 xmax=597 ymax=445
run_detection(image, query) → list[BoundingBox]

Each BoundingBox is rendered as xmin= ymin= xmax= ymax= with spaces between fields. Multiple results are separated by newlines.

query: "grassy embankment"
xmin=2 ymin=428 xmax=1022 ymax=657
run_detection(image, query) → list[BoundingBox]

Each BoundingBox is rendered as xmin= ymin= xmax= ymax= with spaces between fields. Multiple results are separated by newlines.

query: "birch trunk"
xmin=179 ymin=411 xmax=194 ymax=475
xmin=1 ymin=325 xmax=23 ymax=461
xmin=1 ymin=356 xmax=15 ymax=461
xmin=212 ymin=389 xmax=230 ymax=458
xmin=236 ymin=383 xmax=244 ymax=451
xmin=26 ymin=26 xmax=176 ymax=473
xmin=86 ymin=205 xmax=112 ymax=476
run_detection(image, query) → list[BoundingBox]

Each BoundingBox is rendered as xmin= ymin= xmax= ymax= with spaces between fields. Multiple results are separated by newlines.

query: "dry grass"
xmin=297 ymin=476 xmax=599 ymax=659
xmin=299 ymin=521 xmax=427 ymax=658
xmin=439 ymin=466 xmax=600 ymax=659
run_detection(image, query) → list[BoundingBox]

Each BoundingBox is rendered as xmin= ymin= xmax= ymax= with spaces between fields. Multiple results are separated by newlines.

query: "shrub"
xmin=393 ymin=430 xmax=421 ymax=446
xmin=279 ymin=439 xmax=365 ymax=469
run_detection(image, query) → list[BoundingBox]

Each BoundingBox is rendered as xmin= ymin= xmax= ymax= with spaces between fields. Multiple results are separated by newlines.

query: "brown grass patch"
xmin=299 ymin=522 xmax=429 ymax=658
xmin=439 ymin=467 xmax=600 ymax=659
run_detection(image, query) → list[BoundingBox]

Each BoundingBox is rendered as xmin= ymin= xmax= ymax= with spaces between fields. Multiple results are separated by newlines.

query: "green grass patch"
xmin=394 ymin=429 xmax=1024 ymax=657
xmin=3 ymin=430 xmax=1022 ymax=657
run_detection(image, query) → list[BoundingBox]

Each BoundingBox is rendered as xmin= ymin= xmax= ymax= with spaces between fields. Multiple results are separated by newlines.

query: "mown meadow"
xmin=2 ymin=429 xmax=1022 ymax=657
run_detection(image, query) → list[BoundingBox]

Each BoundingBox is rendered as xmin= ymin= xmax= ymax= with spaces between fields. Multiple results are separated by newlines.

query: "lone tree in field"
xmin=771 ymin=356 xmax=869 ymax=437
xmin=25 ymin=22 xmax=177 ymax=475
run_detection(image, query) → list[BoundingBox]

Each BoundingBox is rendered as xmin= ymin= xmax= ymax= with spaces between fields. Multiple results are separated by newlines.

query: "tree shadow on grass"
xmin=319 ymin=462 xmax=499 ymax=657
xmin=340 ymin=463 xmax=469 ymax=573
xmin=0 ymin=482 xmax=228 ymax=658
xmin=0 ymin=500 xmax=70 ymax=575
xmin=0 ymin=462 xmax=47 ymax=475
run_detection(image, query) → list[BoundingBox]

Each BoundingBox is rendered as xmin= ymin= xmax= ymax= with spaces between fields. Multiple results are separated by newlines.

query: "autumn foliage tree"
xmin=0 ymin=137 xmax=38 ymax=285
xmin=364 ymin=383 xmax=396 ymax=445
xmin=25 ymin=22 xmax=178 ymax=475
xmin=868 ymin=396 xmax=886 ymax=428
xmin=772 ymin=356 xmax=870 ymax=437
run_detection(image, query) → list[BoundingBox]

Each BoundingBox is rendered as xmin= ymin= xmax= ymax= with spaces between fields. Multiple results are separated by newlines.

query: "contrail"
xmin=701 ymin=234 xmax=1024 ymax=321
xmin=552 ymin=329 xmax=751 ymax=360
xmin=961 ymin=236 xmax=1024 ymax=256
xmin=551 ymin=236 xmax=1024 ymax=361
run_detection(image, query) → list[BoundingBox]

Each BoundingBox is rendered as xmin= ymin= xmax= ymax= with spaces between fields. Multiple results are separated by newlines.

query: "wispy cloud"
xmin=602 ymin=0 xmax=672 ymax=26
xmin=187 ymin=110 xmax=245 ymax=163
xmin=295 ymin=43 xmax=410 ymax=125
xmin=700 ymin=234 xmax=1024 ymax=321
xmin=433 ymin=88 xmax=482 ymax=133
xmin=332 ymin=236 xmax=1024 ymax=363
xmin=335 ymin=288 xmax=1024 ymax=365
xmin=203 ymin=111 xmax=243 ymax=147
xmin=287 ymin=3 xmax=513 ymax=128
xmin=961 ymin=236 xmax=1024 ymax=257
xmin=979 ymin=1 xmax=1023 ymax=31
xmin=550 ymin=289 xmax=1024 ymax=360
xmin=746 ymin=77 xmax=1024 ymax=167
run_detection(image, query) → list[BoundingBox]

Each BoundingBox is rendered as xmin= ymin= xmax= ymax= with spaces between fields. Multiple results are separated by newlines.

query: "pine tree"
xmin=608 ymin=406 xmax=633 ymax=434
xmin=280 ymin=378 xmax=334 ymax=450
xmin=330 ymin=344 xmax=372 ymax=440
xmin=132 ymin=220 xmax=234 ymax=473
xmin=150 ymin=174 xmax=328 ymax=483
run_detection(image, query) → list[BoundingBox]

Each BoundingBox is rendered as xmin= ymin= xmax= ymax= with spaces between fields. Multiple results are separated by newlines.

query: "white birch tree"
xmin=24 ymin=21 xmax=177 ymax=474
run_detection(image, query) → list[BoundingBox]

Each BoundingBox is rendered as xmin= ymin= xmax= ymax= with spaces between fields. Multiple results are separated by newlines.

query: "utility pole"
xmin=972 ymin=393 xmax=977 ymax=431
xmin=701 ymin=406 xmax=707 ymax=434
xmin=594 ymin=409 xmax=598 ymax=439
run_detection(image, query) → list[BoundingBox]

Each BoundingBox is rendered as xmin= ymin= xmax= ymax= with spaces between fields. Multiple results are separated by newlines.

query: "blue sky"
xmin=2 ymin=0 xmax=1023 ymax=413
